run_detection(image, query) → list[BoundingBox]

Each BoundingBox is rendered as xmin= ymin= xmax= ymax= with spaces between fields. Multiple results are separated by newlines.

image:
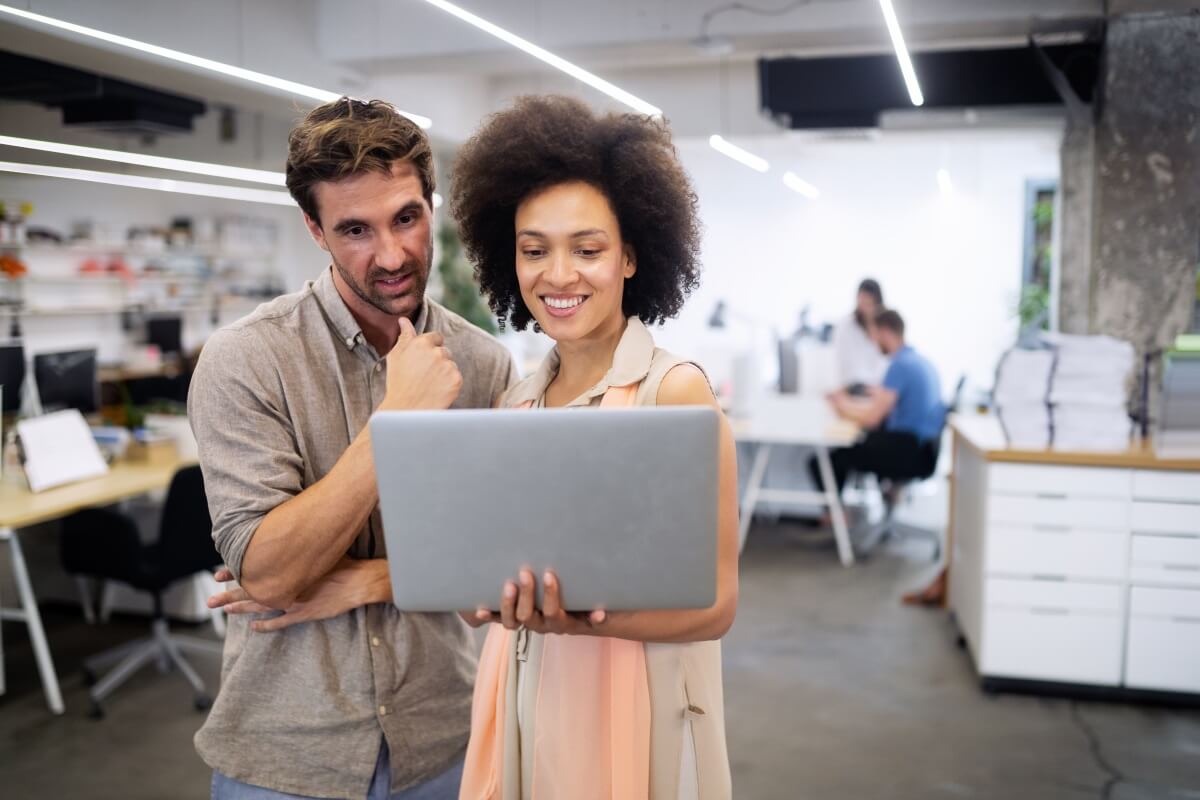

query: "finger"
xmin=542 ymin=571 xmax=563 ymax=620
xmin=206 ymin=588 xmax=249 ymax=609
xmin=223 ymin=600 xmax=272 ymax=616
xmin=213 ymin=567 xmax=234 ymax=582
xmin=458 ymin=608 xmax=491 ymax=628
xmin=251 ymin=612 xmax=297 ymax=633
xmin=499 ymin=581 xmax=519 ymax=629
xmin=397 ymin=316 xmax=416 ymax=339
xmin=515 ymin=569 xmax=536 ymax=623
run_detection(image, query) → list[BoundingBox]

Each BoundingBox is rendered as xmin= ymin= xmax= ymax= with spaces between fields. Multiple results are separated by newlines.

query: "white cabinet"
xmin=950 ymin=445 xmax=1200 ymax=695
xmin=1125 ymin=587 xmax=1200 ymax=693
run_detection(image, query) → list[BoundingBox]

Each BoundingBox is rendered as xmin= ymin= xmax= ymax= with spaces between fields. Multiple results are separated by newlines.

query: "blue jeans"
xmin=211 ymin=742 xmax=464 ymax=800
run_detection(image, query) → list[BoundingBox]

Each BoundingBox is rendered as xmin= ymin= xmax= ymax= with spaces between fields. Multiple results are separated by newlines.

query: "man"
xmin=832 ymin=278 xmax=889 ymax=389
xmin=810 ymin=309 xmax=944 ymax=504
xmin=189 ymin=98 xmax=517 ymax=799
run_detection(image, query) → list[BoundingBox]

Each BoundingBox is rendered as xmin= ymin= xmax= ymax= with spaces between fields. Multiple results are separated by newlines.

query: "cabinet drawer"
xmin=988 ymin=464 xmax=1131 ymax=498
xmin=1125 ymin=587 xmax=1200 ymax=693
xmin=1132 ymin=501 xmax=1200 ymax=535
xmin=981 ymin=607 xmax=1123 ymax=685
xmin=1130 ymin=534 xmax=1200 ymax=587
xmin=986 ymin=578 xmax=1122 ymax=613
xmin=987 ymin=495 xmax=1130 ymax=531
xmin=1133 ymin=471 xmax=1200 ymax=503
xmin=985 ymin=526 xmax=1127 ymax=581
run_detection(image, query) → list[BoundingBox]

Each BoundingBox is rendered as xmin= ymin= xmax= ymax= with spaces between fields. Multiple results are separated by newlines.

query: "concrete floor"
xmin=1 ymin=522 xmax=1198 ymax=799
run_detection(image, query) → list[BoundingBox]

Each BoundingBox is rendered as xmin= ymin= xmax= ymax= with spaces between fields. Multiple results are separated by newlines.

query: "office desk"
xmin=733 ymin=394 xmax=861 ymax=565
xmin=0 ymin=454 xmax=195 ymax=714
xmin=948 ymin=415 xmax=1200 ymax=696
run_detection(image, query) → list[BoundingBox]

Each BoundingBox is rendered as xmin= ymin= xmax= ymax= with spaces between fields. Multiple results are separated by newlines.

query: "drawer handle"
xmin=1031 ymin=574 xmax=1068 ymax=582
xmin=1033 ymin=524 xmax=1072 ymax=534
xmin=1035 ymin=492 xmax=1068 ymax=500
xmin=1030 ymin=606 xmax=1070 ymax=616
xmin=1163 ymin=564 xmax=1200 ymax=572
xmin=1172 ymin=616 xmax=1200 ymax=625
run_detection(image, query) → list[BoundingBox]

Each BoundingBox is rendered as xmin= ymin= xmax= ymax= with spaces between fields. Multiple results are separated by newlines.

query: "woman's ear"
xmin=623 ymin=244 xmax=637 ymax=279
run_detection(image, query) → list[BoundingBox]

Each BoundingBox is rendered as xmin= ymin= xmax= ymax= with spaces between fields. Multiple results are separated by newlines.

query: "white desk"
xmin=948 ymin=415 xmax=1200 ymax=695
xmin=0 ymin=454 xmax=194 ymax=714
xmin=732 ymin=394 xmax=861 ymax=565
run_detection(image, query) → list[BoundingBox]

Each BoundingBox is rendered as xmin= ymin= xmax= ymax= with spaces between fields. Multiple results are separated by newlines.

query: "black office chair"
xmin=61 ymin=465 xmax=223 ymax=718
xmin=856 ymin=375 xmax=967 ymax=560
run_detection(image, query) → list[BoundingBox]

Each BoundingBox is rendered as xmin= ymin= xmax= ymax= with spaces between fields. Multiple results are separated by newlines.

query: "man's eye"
xmin=397 ymin=215 xmax=415 ymax=226
xmin=346 ymin=226 xmax=366 ymax=237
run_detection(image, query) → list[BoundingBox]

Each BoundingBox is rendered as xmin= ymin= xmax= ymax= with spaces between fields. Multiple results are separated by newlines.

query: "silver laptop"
xmin=370 ymin=406 xmax=719 ymax=612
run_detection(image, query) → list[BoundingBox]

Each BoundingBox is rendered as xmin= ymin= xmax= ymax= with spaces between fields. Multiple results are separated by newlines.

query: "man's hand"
xmin=379 ymin=316 xmax=463 ymax=411
xmin=209 ymin=558 xmax=390 ymax=632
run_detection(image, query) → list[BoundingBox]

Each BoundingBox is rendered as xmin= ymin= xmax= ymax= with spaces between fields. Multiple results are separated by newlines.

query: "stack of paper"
xmin=1044 ymin=333 xmax=1135 ymax=450
xmin=993 ymin=347 xmax=1054 ymax=447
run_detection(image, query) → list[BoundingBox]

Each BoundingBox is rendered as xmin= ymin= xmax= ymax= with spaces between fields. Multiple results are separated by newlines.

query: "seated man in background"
xmin=810 ymin=308 xmax=944 ymax=510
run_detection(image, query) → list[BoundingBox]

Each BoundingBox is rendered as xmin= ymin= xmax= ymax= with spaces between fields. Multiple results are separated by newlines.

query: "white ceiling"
xmin=4 ymin=0 xmax=1192 ymax=150
xmin=315 ymin=0 xmax=1107 ymax=74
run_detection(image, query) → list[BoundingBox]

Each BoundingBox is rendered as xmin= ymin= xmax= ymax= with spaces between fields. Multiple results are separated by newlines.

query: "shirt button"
xmin=374 ymin=363 xmax=382 ymax=373
xmin=345 ymin=337 xmax=355 ymax=348
xmin=371 ymin=636 xmax=380 ymax=647
xmin=378 ymin=705 xmax=388 ymax=716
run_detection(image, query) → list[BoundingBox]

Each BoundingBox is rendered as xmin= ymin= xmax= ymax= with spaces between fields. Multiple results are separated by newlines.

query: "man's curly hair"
xmin=450 ymin=95 xmax=701 ymax=330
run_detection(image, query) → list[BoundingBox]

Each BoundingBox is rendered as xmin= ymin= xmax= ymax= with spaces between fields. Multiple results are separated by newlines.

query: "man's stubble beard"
xmin=331 ymin=240 xmax=434 ymax=320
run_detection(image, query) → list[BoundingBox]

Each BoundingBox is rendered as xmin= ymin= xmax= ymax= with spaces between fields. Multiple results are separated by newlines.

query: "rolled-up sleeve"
xmin=188 ymin=328 xmax=303 ymax=578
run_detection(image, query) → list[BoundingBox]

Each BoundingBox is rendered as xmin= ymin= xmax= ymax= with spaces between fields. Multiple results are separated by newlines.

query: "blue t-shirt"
xmin=882 ymin=346 xmax=944 ymax=442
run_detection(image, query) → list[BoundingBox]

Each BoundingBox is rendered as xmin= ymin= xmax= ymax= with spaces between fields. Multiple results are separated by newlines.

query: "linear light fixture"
xmin=709 ymin=135 xmax=769 ymax=173
xmin=878 ymin=0 xmax=924 ymax=107
xmin=782 ymin=171 xmax=820 ymax=199
xmin=0 ymin=3 xmax=433 ymax=128
xmin=0 ymin=161 xmax=296 ymax=206
xmin=417 ymin=0 xmax=661 ymax=117
xmin=0 ymin=134 xmax=285 ymax=185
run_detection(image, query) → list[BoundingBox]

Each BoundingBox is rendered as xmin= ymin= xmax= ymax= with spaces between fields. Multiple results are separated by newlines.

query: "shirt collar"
xmin=506 ymin=316 xmax=656 ymax=408
xmin=311 ymin=265 xmax=429 ymax=352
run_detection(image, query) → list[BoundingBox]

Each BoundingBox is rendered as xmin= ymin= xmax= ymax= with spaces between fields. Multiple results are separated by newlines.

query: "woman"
xmin=451 ymin=95 xmax=740 ymax=800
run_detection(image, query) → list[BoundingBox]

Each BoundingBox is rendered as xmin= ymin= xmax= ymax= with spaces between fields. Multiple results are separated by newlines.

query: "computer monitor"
xmin=146 ymin=316 xmax=183 ymax=357
xmin=0 ymin=343 xmax=24 ymax=413
xmin=33 ymin=349 xmax=99 ymax=414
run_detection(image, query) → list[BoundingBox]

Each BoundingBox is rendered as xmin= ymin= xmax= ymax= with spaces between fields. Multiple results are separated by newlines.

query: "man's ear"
xmin=622 ymin=244 xmax=637 ymax=279
xmin=302 ymin=212 xmax=329 ymax=252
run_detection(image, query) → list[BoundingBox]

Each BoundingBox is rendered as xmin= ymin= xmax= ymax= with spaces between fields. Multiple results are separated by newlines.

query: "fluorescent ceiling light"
xmin=878 ymin=0 xmax=924 ymax=107
xmin=0 ymin=3 xmax=432 ymax=129
xmin=709 ymin=135 xmax=769 ymax=173
xmin=0 ymin=161 xmax=295 ymax=206
xmin=937 ymin=168 xmax=953 ymax=195
xmin=0 ymin=134 xmax=285 ymax=185
xmin=432 ymin=192 xmax=444 ymax=209
xmin=417 ymin=0 xmax=661 ymax=117
xmin=782 ymin=171 xmax=820 ymax=199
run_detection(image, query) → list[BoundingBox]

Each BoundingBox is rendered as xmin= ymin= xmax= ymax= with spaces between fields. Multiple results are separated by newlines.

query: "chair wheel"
xmin=194 ymin=693 xmax=213 ymax=712
xmin=81 ymin=668 xmax=97 ymax=687
xmin=87 ymin=701 xmax=105 ymax=720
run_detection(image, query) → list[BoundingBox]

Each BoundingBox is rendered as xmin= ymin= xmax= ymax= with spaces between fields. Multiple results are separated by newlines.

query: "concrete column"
xmin=1056 ymin=11 xmax=1200 ymax=420
xmin=1057 ymin=115 xmax=1096 ymax=335
xmin=1090 ymin=12 xmax=1200 ymax=352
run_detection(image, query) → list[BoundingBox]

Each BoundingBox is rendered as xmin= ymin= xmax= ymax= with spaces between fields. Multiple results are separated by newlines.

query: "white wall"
xmin=651 ymin=125 xmax=1063 ymax=396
